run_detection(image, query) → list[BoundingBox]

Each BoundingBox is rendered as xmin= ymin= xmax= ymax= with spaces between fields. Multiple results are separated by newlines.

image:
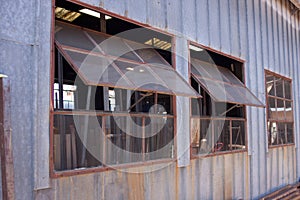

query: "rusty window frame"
xmin=52 ymin=50 xmax=176 ymax=172
xmin=55 ymin=21 xmax=200 ymax=98
xmin=190 ymin=58 xmax=264 ymax=107
xmin=265 ymin=70 xmax=294 ymax=147
xmin=50 ymin=5 xmax=195 ymax=174
xmin=189 ymin=43 xmax=254 ymax=157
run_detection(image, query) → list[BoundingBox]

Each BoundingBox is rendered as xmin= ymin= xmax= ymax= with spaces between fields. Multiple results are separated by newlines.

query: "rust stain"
xmin=224 ymin=154 xmax=233 ymax=199
xmin=127 ymin=172 xmax=144 ymax=200
xmin=190 ymin=160 xmax=195 ymax=199
xmin=245 ymin=153 xmax=250 ymax=200
xmin=175 ymin=163 xmax=179 ymax=200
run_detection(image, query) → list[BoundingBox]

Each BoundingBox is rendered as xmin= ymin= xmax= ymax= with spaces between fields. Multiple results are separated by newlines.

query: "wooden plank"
xmin=0 ymin=78 xmax=15 ymax=200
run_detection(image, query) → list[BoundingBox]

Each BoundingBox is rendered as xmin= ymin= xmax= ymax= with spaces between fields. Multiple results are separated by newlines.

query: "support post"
xmin=0 ymin=78 xmax=15 ymax=200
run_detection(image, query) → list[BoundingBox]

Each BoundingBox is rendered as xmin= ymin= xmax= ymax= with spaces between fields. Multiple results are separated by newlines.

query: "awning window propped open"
xmin=191 ymin=58 xmax=264 ymax=107
xmin=55 ymin=22 xmax=200 ymax=98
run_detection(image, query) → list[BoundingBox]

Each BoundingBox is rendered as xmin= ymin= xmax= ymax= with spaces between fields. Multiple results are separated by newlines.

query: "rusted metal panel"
xmin=265 ymin=145 xmax=297 ymax=197
xmin=271 ymin=148 xmax=279 ymax=188
xmin=212 ymin=156 xmax=225 ymax=200
xmin=233 ymin=153 xmax=245 ymax=199
xmin=144 ymin=164 xmax=176 ymax=200
xmin=0 ymin=78 xmax=15 ymax=200
xmin=50 ymin=154 xmax=252 ymax=200
xmin=283 ymin=147 xmax=289 ymax=184
xmin=197 ymin=157 xmax=211 ymax=199
xmin=51 ymin=0 xmax=299 ymax=199
xmin=1 ymin=0 xmax=299 ymax=199
xmin=224 ymin=154 xmax=233 ymax=199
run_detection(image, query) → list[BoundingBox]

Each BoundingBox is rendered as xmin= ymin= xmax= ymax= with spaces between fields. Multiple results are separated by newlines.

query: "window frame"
xmin=188 ymin=42 xmax=249 ymax=158
xmin=50 ymin=1 xmax=180 ymax=178
xmin=265 ymin=70 xmax=294 ymax=148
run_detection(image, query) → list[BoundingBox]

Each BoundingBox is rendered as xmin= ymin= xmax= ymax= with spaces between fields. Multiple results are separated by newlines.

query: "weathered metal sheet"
xmin=0 ymin=41 xmax=36 ymax=200
xmin=254 ymin=0 xmax=268 ymax=196
xmin=182 ymin=0 xmax=197 ymax=40
xmin=126 ymin=0 xmax=147 ymax=24
xmin=224 ymin=155 xmax=233 ymax=199
xmin=0 ymin=1 xmax=37 ymax=45
xmin=195 ymin=0 xmax=209 ymax=45
xmin=238 ymin=0 xmax=248 ymax=59
xmin=146 ymin=0 xmax=167 ymax=30
xmin=51 ymin=0 xmax=300 ymax=198
xmin=50 ymin=153 xmax=251 ymax=199
xmin=229 ymin=0 xmax=240 ymax=56
xmin=245 ymin=1 xmax=261 ymax=197
xmin=0 ymin=78 xmax=15 ymax=200
xmin=0 ymin=0 xmax=299 ymax=199
xmin=219 ymin=0 xmax=231 ymax=54
xmin=208 ymin=0 xmax=221 ymax=50
xmin=33 ymin=0 xmax=52 ymax=191
xmin=197 ymin=157 xmax=211 ymax=199
xmin=102 ymin=0 xmax=126 ymax=17
xmin=166 ymin=0 xmax=181 ymax=34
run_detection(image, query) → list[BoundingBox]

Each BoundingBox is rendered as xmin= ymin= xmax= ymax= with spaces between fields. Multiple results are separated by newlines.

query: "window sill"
xmin=190 ymin=148 xmax=247 ymax=160
xmin=50 ymin=158 xmax=176 ymax=178
xmin=268 ymin=143 xmax=295 ymax=149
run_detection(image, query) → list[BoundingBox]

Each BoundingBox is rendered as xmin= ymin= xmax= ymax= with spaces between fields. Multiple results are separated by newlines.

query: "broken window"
xmin=265 ymin=71 xmax=294 ymax=146
xmin=190 ymin=44 xmax=264 ymax=155
xmin=52 ymin=1 xmax=199 ymax=172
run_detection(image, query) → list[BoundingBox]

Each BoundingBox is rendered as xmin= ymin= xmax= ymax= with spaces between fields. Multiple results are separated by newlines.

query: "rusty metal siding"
xmin=0 ymin=41 xmax=36 ymax=200
xmin=0 ymin=0 xmax=299 ymax=199
xmin=51 ymin=153 xmax=250 ymax=200
xmin=51 ymin=164 xmax=177 ymax=200
xmin=51 ymin=0 xmax=300 ymax=199
xmin=0 ymin=0 xmax=52 ymax=199
xmin=62 ymin=0 xmax=298 ymax=199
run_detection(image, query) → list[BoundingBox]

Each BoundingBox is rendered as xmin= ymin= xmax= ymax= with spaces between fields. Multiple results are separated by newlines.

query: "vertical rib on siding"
xmin=195 ymin=0 xmax=209 ymax=45
xmin=219 ymin=0 xmax=231 ymax=54
xmin=208 ymin=0 xmax=220 ymax=50
xmin=229 ymin=0 xmax=239 ymax=56
xmin=181 ymin=0 xmax=197 ymax=40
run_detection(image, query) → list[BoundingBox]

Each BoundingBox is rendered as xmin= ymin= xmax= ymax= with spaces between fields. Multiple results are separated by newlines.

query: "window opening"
xmin=190 ymin=45 xmax=263 ymax=155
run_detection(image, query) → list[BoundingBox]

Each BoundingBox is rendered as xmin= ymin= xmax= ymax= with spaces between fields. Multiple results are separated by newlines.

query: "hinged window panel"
xmin=55 ymin=22 xmax=200 ymax=98
xmin=191 ymin=58 xmax=264 ymax=107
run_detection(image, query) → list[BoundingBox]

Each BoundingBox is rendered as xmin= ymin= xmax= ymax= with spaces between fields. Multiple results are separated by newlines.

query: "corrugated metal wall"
xmin=0 ymin=0 xmax=299 ymax=199
xmin=0 ymin=0 xmax=52 ymax=199
xmin=45 ymin=0 xmax=300 ymax=199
